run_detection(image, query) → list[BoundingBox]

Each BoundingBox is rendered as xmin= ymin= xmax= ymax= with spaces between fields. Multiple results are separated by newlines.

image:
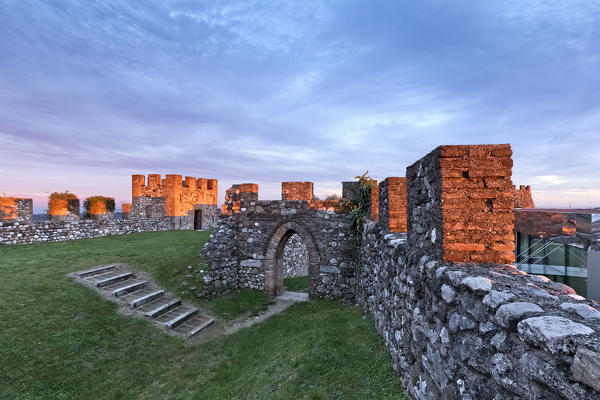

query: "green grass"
xmin=0 ymin=231 xmax=406 ymax=399
xmin=284 ymin=276 xmax=309 ymax=292
xmin=200 ymin=289 xmax=274 ymax=320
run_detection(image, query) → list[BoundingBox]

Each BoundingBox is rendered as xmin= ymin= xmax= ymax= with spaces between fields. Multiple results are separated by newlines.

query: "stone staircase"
xmin=73 ymin=264 xmax=214 ymax=337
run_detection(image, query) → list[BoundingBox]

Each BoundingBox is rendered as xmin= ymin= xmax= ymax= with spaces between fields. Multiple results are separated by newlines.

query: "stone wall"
xmin=283 ymin=233 xmax=309 ymax=277
xmin=221 ymin=183 xmax=259 ymax=215
xmin=130 ymin=196 xmax=166 ymax=219
xmin=379 ymin=177 xmax=407 ymax=233
xmin=0 ymin=217 xmax=176 ymax=246
xmin=197 ymin=143 xmax=600 ymax=399
xmin=201 ymin=199 xmax=355 ymax=301
xmin=359 ymin=221 xmax=600 ymax=400
xmin=407 ymin=145 xmax=515 ymax=264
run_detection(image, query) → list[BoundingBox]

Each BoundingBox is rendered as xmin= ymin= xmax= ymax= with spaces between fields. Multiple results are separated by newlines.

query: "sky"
xmin=1 ymin=0 xmax=599 ymax=212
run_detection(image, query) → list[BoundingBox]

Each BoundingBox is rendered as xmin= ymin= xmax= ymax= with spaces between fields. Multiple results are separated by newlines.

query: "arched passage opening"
xmin=263 ymin=221 xmax=320 ymax=296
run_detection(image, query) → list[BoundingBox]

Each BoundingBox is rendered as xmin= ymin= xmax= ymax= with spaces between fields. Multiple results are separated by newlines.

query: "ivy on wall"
xmin=348 ymin=171 xmax=377 ymax=272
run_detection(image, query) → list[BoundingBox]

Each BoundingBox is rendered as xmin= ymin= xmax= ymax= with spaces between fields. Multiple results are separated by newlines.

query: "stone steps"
xmin=74 ymin=264 xmax=213 ymax=337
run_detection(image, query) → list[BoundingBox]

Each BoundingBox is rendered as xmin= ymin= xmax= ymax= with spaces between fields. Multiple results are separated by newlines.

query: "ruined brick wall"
xmin=514 ymin=185 xmax=535 ymax=208
xmin=407 ymin=145 xmax=515 ymax=264
xmin=222 ymin=183 xmax=258 ymax=215
xmin=342 ymin=180 xmax=379 ymax=221
xmin=281 ymin=182 xmax=313 ymax=201
xmin=0 ymin=197 xmax=32 ymax=224
xmin=379 ymin=177 xmax=407 ymax=232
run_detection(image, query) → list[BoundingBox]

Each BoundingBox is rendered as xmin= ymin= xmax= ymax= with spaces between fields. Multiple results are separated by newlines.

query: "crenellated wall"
xmin=131 ymin=174 xmax=218 ymax=229
xmin=200 ymin=143 xmax=600 ymax=399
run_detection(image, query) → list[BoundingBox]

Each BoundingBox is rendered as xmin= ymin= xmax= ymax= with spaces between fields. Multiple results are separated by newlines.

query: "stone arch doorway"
xmin=263 ymin=220 xmax=320 ymax=296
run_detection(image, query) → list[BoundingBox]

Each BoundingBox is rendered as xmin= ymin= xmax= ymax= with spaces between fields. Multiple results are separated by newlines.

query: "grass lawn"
xmin=283 ymin=276 xmax=309 ymax=292
xmin=0 ymin=231 xmax=406 ymax=399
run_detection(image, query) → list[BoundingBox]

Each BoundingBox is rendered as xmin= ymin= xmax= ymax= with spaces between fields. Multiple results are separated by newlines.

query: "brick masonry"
xmin=406 ymin=144 xmax=515 ymax=264
xmin=379 ymin=177 xmax=407 ymax=232
xmin=281 ymin=181 xmax=314 ymax=201
xmin=514 ymin=185 xmax=535 ymax=208
xmin=131 ymin=174 xmax=218 ymax=229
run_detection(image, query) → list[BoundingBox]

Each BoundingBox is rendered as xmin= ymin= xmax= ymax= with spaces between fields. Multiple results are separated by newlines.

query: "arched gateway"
xmin=263 ymin=220 xmax=320 ymax=296
xmin=200 ymin=186 xmax=357 ymax=301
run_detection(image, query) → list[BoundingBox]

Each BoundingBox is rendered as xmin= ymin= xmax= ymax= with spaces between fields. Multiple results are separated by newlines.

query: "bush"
xmin=83 ymin=196 xmax=115 ymax=218
xmin=47 ymin=191 xmax=78 ymax=216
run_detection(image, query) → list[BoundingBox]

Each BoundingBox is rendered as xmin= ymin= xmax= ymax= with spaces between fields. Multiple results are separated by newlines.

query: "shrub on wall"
xmin=83 ymin=196 xmax=115 ymax=218
xmin=47 ymin=191 xmax=78 ymax=216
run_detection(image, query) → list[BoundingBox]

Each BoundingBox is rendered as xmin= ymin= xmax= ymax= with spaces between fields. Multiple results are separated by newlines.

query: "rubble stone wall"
xmin=0 ymin=218 xmax=176 ymax=245
xmin=359 ymin=221 xmax=600 ymax=400
xmin=201 ymin=200 xmax=355 ymax=301
xmin=283 ymin=233 xmax=309 ymax=277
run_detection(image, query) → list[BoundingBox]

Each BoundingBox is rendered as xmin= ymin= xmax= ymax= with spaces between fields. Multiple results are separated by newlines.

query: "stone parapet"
xmin=0 ymin=218 xmax=177 ymax=245
xmin=359 ymin=221 xmax=600 ymax=400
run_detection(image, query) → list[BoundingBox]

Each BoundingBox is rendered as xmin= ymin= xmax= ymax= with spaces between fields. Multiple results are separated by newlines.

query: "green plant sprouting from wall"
xmin=83 ymin=196 xmax=115 ymax=218
xmin=348 ymin=171 xmax=377 ymax=272
xmin=47 ymin=191 xmax=77 ymax=216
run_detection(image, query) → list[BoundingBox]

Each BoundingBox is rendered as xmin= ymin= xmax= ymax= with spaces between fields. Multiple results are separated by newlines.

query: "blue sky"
xmin=1 ymin=0 xmax=599 ymax=211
